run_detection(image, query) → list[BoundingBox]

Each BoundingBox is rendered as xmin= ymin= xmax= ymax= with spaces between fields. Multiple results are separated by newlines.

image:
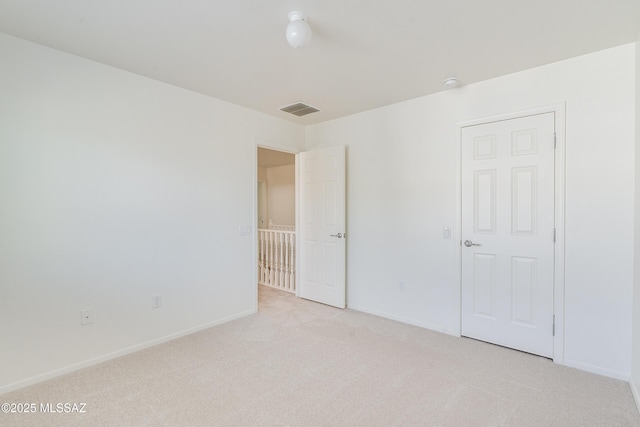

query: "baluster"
xmin=288 ymin=232 xmax=293 ymax=291
xmin=275 ymin=231 xmax=281 ymax=289
xmin=272 ymin=231 xmax=278 ymax=288
xmin=263 ymin=231 xmax=268 ymax=284
xmin=275 ymin=232 xmax=282 ymax=288
xmin=272 ymin=231 xmax=277 ymax=288
xmin=263 ymin=230 xmax=268 ymax=285
xmin=264 ymin=231 xmax=269 ymax=285
xmin=292 ymin=232 xmax=296 ymax=291
xmin=269 ymin=232 xmax=275 ymax=286
xmin=283 ymin=232 xmax=289 ymax=289
xmin=262 ymin=230 xmax=267 ymax=285
xmin=283 ymin=233 xmax=289 ymax=290
xmin=269 ymin=231 xmax=276 ymax=286
xmin=265 ymin=231 xmax=270 ymax=286
xmin=258 ymin=230 xmax=263 ymax=285
xmin=290 ymin=233 xmax=295 ymax=291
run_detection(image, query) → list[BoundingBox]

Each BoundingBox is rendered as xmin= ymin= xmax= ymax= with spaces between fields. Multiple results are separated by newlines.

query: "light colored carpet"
xmin=1 ymin=285 xmax=639 ymax=426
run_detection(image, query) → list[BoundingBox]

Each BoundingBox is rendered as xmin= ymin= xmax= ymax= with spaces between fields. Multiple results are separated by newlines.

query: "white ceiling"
xmin=1 ymin=1 xmax=638 ymax=125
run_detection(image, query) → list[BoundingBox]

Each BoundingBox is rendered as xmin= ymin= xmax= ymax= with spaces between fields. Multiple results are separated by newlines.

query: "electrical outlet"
xmin=81 ymin=309 xmax=93 ymax=325
xmin=152 ymin=295 xmax=162 ymax=309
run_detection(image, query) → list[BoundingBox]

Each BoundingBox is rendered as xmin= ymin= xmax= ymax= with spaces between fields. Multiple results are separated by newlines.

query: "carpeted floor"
xmin=1 ymin=285 xmax=639 ymax=426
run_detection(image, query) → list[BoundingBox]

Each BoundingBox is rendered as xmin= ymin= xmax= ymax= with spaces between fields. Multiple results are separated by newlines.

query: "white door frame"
xmin=252 ymin=139 xmax=301 ymax=312
xmin=455 ymin=104 xmax=566 ymax=364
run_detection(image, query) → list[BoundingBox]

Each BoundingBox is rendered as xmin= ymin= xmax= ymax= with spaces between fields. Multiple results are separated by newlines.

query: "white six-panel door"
xmin=298 ymin=146 xmax=346 ymax=308
xmin=461 ymin=113 xmax=555 ymax=358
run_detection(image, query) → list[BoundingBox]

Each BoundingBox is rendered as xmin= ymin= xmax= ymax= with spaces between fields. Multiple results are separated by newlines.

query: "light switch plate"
xmin=443 ymin=227 xmax=451 ymax=239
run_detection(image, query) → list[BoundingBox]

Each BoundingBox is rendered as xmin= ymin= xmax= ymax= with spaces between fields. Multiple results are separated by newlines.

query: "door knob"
xmin=330 ymin=233 xmax=343 ymax=238
xmin=464 ymin=240 xmax=481 ymax=247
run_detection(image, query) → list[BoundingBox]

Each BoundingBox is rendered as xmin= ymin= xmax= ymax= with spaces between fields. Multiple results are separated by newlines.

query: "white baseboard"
xmin=562 ymin=358 xmax=630 ymax=381
xmin=631 ymin=378 xmax=640 ymax=415
xmin=347 ymin=304 xmax=459 ymax=337
xmin=0 ymin=309 xmax=256 ymax=395
xmin=348 ymin=303 xmax=632 ymax=383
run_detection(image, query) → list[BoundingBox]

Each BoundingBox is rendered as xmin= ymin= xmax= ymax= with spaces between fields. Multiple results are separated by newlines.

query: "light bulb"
xmin=286 ymin=11 xmax=312 ymax=48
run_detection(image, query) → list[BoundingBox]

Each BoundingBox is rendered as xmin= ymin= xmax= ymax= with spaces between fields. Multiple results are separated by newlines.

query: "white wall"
xmin=306 ymin=44 xmax=636 ymax=379
xmin=0 ymin=33 xmax=304 ymax=393
xmin=632 ymin=38 xmax=640 ymax=407
xmin=266 ymin=164 xmax=295 ymax=226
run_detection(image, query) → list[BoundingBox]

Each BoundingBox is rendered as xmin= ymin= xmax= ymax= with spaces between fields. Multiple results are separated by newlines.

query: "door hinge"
xmin=552 ymin=315 xmax=556 ymax=337
xmin=553 ymin=228 xmax=556 ymax=243
xmin=554 ymin=133 xmax=557 ymax=149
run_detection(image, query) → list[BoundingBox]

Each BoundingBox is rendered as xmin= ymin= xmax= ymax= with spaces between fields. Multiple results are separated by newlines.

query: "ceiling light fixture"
xmin=286 ymin=11 xmax=312 ymax=48
xmin=443 ymin=77 xmax=459 ymax=89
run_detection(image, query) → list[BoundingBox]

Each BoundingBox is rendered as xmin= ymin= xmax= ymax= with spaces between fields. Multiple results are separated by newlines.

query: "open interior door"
xmin=298 ymin=146 xmax=346 ymax=308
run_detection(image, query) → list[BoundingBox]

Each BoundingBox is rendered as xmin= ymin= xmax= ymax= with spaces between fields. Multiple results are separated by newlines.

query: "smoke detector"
xmin=443 ymin=77 xmax=459 ymax=89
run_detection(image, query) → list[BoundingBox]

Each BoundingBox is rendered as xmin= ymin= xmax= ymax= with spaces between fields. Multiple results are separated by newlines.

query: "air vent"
xmin=280 ymin=102 xmax=320 ymax=117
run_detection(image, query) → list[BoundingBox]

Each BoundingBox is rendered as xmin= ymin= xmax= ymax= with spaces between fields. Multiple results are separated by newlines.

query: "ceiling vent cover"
xmin=280 ymin=102 xmax=320 ymax=117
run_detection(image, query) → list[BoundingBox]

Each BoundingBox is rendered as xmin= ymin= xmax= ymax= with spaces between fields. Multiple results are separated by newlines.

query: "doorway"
xmin=257 ymin=146 xmax=297 ymax=293
xmin=254 ymin=143 xmax=348 ymax=310
xmin=459 ymin=106 xmax=565 ymax=361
